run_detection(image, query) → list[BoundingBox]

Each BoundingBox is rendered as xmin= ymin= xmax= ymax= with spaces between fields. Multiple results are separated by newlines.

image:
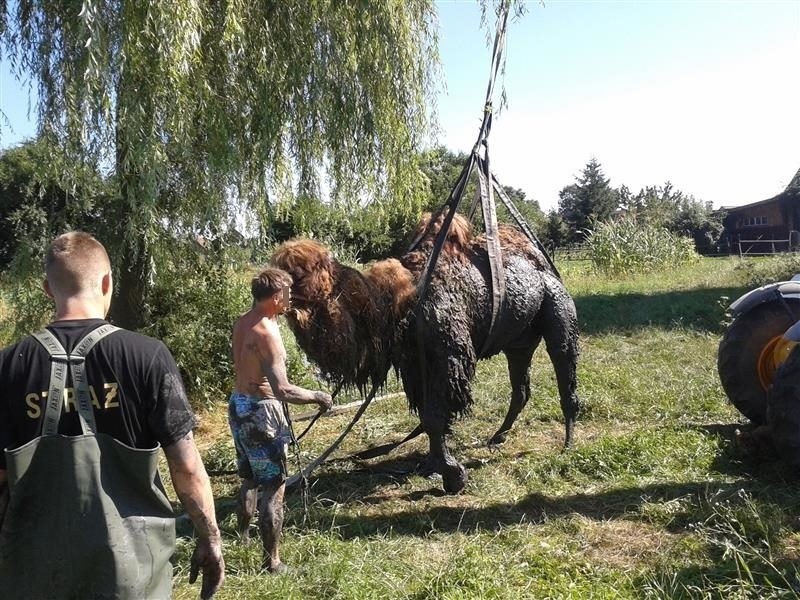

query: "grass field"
xmin=4 ymin=256 xmax=800 ymax=598
xmin=166 ymin=256 xmax=800 ymax=599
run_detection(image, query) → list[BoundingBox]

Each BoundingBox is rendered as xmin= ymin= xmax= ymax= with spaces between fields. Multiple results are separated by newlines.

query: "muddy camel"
xmin=272 ymin=211 xmax=581 ymax=493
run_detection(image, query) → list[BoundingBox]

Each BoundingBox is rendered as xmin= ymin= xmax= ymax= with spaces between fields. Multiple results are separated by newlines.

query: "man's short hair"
xmin=45 ymin=232 xmax=111 ymax=296
xmin=252 ymin=267 xmax=292 ymax=302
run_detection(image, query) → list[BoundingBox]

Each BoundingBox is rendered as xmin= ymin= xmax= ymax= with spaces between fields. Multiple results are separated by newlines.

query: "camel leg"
xmin=488 ymin=343 xmax=539 ymax=446
xmin=417 ymin=396 xmax=467 ymax=493
xmin=425 ymin=426 xmax=467 ymax=494
xmin=540 ymin=286 xmax=581 ymax=448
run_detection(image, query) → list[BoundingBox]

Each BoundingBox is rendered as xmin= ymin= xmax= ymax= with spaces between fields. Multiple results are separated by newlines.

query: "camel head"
xmin=270 ymin=239 xmax=336 ymax=324
xmin=271 ymin=239 xmax=416 ymax=392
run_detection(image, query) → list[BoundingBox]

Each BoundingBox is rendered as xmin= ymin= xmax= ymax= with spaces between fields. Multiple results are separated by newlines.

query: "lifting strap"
xmin=411 ymin=5 xmax=510 ymax=335
xmin=282 ymin=3 xmax=561 ymax=474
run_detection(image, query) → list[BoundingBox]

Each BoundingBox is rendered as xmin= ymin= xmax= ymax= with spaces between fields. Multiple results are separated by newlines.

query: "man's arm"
xmin=256 ymin=331 xmax=332 ymax=410
xmin=163 ymin=432 xmax=224 ymax=600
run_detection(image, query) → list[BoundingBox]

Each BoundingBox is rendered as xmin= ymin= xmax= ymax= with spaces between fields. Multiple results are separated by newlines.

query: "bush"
xmin=734 ymin=254 xmax=800 ymax=288
xmin=586 ymin=217 xmax=699 ymax=276
xmin=141 ymin=241 xmax=251 ymax=410
xmin=143 ymin=238 xmax=328 ymax=411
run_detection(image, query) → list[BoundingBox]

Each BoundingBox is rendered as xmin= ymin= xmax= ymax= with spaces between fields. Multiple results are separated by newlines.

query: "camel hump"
xmin=473 ymin=225 xmax=552 ymax=272
xmin=411 ymin=211 xmax=473 ymax=258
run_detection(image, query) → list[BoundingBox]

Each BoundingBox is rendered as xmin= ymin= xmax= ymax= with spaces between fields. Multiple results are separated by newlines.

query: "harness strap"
xmin=477 ymin=155 xmax=505 ymax=356
xmin=32 ymin=324 xmax=120 ymax=436
xmin=484 ymin=163 xmax=561 ymax=281
xmin=32 ymin=331 xmax=70 ymax=437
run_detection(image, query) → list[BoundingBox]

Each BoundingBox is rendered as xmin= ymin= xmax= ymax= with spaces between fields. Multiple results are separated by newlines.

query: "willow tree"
xmin=0 ymin=0 xmax=438 ymax=328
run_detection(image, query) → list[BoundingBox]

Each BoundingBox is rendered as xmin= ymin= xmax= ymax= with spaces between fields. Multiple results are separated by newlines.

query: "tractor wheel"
xmin=767 ymin=344 xmax=800 ymax=469
xmin=717 ymin=298 xmax=800 ymax=424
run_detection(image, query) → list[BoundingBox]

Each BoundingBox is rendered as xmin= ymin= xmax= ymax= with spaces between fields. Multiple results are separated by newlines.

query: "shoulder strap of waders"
xmin=32 ymin=324 xmax=120 ymax=436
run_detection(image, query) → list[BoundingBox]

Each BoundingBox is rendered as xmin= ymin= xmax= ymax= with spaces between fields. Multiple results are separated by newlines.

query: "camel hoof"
xmin=416 ymin=456 xmax=437 ymax=477
xmin=442 ymin=464 xmax=467 ymax=494
xmin=488 ymin=431 xmax=508 ymax=447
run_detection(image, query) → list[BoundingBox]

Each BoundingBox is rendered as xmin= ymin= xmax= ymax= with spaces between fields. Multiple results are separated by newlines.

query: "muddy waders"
xmin=0 ymin=325 xmax=176 ymax=599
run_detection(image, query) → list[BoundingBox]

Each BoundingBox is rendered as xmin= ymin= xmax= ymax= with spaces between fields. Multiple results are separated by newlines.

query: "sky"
xmin=435 ymin=0 xmax=800 ymax=211
xmin=1 ymin=0 xmax=799 ymax=212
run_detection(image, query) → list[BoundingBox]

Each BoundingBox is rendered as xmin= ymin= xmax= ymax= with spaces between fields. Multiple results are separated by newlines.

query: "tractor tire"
xmin=767 ymin=344 xmax=800 ymax=469
xmin=718 ymin=297 xmax=800 ymax=424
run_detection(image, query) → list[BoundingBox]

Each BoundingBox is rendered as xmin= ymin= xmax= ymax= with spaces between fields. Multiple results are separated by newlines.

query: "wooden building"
xmin=722 ymin=167 xmax=800 ymax=254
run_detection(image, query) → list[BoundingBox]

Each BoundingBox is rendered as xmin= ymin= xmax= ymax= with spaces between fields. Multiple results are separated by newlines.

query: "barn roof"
xmin=723 ymin=166 xmax=800 ymax=212
xmin=785 ymin=167 xmax=800 ymax=195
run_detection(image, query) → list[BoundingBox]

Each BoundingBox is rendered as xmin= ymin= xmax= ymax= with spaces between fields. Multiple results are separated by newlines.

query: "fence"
xmin=553 ymin=244 xmax=590 ymax=261
xmin=737 ymin=230 xmax=800 ymax=257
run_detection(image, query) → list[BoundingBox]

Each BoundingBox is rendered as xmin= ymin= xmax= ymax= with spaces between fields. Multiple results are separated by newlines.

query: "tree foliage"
xmin=618 ymin=182 xmax=725 ymax=254
xmin=0 ymin=139 xmax=104 ymax=271
xmin=263 ymin=144 xmax=549 ymax=261
xmin=1 ymin=0 xmax=439 ymax=327
xmin=558 ymin=158 xmax=619 ymax=243
xmin=418 ymin=145 xmax=547 ymax=237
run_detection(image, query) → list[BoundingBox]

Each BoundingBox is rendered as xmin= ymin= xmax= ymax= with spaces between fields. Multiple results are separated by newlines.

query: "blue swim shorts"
xmin=228 ymin=392 xmax=292 ymax=484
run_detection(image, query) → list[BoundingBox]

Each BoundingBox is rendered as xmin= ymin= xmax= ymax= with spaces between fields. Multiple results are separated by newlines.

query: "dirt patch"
xmin=577 ymin=517 xmax=684 ymax=569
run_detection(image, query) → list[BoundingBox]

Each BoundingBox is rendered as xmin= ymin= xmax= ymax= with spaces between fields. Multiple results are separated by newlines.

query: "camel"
xmin=271 ymin=211 xmax=581 ymax=493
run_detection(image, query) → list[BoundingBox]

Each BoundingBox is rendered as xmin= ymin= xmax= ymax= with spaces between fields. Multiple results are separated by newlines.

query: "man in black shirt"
xmin=0 ymin=232 xmax=224 ymax=599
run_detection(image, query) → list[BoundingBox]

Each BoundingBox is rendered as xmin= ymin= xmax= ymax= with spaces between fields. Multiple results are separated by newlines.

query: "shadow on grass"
xmin=292 ymin=474 xmax=800 ymax=540
xmin=275 ymin=421 xmax=800 ymax=540
xmin=185 ymin=420 xmax=799 ymax=544
xmin=574 ymin=286 xmax=750 ymax=335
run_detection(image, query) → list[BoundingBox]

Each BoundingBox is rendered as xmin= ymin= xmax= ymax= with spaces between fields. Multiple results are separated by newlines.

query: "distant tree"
xmin=619 ymin=181 xmax=725 ymax=254
xmin=558 ymin=158 xmax=619 ymax=242
xmin=621 ymin=181 xmax=684 ymax=226
xmin=419 ymin=147 xmax=470 ymax=209
xmin=542 ymin=210 xmax=570 ymax=250
xmin=419 ymin=146 xmax=546 ymax=237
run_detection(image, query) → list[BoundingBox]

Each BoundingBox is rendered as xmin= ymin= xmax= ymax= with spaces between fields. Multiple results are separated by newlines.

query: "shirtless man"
xmin=229 ymin=267 xmax=332 ymax=573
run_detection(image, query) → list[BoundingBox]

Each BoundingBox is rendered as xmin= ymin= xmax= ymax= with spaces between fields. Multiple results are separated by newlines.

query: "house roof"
xmin=786 ymin=167 xmax=800 ymax=195
xmin=722 ymin=166 xmax=800 ymax=212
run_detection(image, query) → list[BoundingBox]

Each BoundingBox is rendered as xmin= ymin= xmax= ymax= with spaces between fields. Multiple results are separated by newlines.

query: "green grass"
xmin=168 ymin=255 xmax=800 ymax=599
xmin=6 ymin=256 xmax=800 ymax=598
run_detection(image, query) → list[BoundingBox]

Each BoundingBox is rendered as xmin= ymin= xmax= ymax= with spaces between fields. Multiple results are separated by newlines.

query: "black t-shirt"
xmin=0 ymin=319 xmax=196 ymax=468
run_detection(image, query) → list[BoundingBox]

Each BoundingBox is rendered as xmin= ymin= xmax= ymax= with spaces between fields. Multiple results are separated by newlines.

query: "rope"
xmin=281 ymin=400 xmax=310 ymax=522
xmin=295 ymin=381 xmax=344 ymax=442
xmin=285 ymin=382 xmax=381 ymax=489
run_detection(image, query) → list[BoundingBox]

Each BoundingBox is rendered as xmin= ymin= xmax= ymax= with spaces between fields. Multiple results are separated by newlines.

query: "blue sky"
xmin=436 ymin=0 xmax=800 ymax=210
xmin=2 ymin=0 xmax=799 ymax=211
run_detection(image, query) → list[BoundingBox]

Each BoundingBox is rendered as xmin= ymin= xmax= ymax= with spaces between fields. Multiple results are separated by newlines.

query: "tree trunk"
xmin=110 ymin=235 xmax=149 ymax=331
xmin=109 ymin=82 xmax=149 ymax=332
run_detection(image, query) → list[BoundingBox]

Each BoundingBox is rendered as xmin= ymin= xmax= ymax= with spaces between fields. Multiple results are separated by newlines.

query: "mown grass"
xmin=162 ymin=259 xmax=800 ymax=599
xmin=165 ymin=255 xmax=800 ymax=598
xmin=5 ymin=256 xmax=800 ymax=598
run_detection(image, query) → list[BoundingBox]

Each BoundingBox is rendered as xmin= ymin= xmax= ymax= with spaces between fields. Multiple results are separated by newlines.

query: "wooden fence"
xmin=737 ymin=231 xmax=800 ymax=257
